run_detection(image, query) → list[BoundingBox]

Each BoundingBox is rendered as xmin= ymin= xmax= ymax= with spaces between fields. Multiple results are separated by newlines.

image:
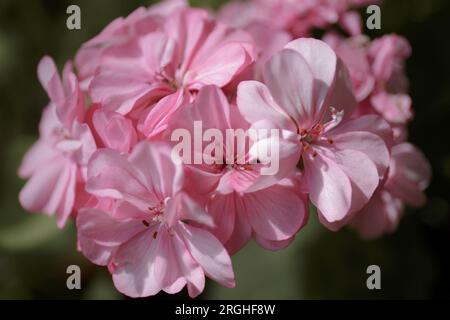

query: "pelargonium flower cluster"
xmin=18 ymin=0 xmax=431 ymax=298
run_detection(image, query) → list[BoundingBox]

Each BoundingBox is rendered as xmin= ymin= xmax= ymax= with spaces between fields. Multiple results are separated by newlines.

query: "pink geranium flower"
xmin=19 ymin=57 xmax=96 ymax=228
xmin=75 ymin=0 xmax=187 ymax=90
xmin=237 ymin=38 xmax=391 ymax=225
xmin=77 ymin=141 xmax=235 ymax=298
xmin=169 ymin=85 xmax=308 ymax=253
xmin=88 ymin=7 xmax=255 ymax=139
xmin=350 ymin=143 xmax=432 ymax=239
xmin=17 ymin=0 xmax=433 ymax=298
xmin=369 ymin=34 xmax=413 ymax=124
xmin=325 ymin=33 xmax=413 ymax=127
xmin=323 ymin=33 xmax=375 ymax=102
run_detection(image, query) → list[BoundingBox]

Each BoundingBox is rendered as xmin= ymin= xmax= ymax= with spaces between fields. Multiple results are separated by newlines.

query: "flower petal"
xmin=178 ymin=223 xmax=235 ymax=288
xmin=303 ymin=150 xmax=352 ymax=222
xmin=245 ymin=180 xmax=308 ymax=241
xmin=263 ymin=48 xmax=315 ymax=128
xmin=237 ymin=80 xmax=296 ymax=132
xmin=112 ymin=228 xmax=161 ymax=297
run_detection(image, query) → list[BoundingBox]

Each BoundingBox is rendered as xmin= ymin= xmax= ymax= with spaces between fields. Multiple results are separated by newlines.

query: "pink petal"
xmin=138 ymin=89 xmax=188 ymax=139
xmin=19 ymin=159 xmax=76 ymax=228
xmin=330 ymin=131 xmax=390 ymax=179
xmin=263 ymin=48 xmax=315 ymax=128
xmin=225 ymin=202 xmax=252 ymax=255
xmin=321 ymin=58 xmax=357 ymax=121
xmin=77 ymin=208 xmax=144 ymax=247
xmin=93 ymin=109 xmax=137 ymax=153
xmin=188 ymin=42 xmax=251 ymax=89
xmin=245 ymin=180 xmax=308 ymax=242
xmin=303 ymin=150 xmax=352 ymax=222
xmin=77 ymin=233 xmax=117 ymax=266
xmin=178 ymin=223 xmax=235 ymax=288
xmin=285 ymin=38 xmax=337 ymax=91
xmin=153 ymin=226 xmax=186 ymax=294
xmin=37 ymin=56 xmax=65 ymax=108
xmin=205 ymin=193 xmax=237 ymax=244
xmin=285 ymin=38 xmax=340 ymax=121
xmin=112 ymin=229 xmax=161 ymax=297
xmin=89 ymin=33 xmax=174 ymax=115
xmin=330 ymin=115 xmax=394 ymax=149
xmin=318 ymin=147 xmax=380 ymax=213
xmin=237 ymin=81 xmax=296 ymax=132
xmin=371 ymin=92 xmax=413 ymax=124
xmin=350 ymin=190 xmax=404 ymax=239
xmin=89 ymin=73 xmax=166 ymax=115
xmin=76 ymin=208 xmax=144 ymax=266
xmin=129 ymin=141 xmax=184 ymax=199
xmin=60 ymin=63 xmax=86 ymax=127
xmin=165 ymin=9 xmax=209 ymax=74
xmin=185 ymin=85 xmax=232 ymax=131
xmin=172 ymin=232 xmax=205 ymax=298
xmin=339 ymin=11 xmax=362 ymax=36
xmin=71 ymin=122 xmax=97 ymax=168
xmin=385 ymin=143 xmax=431 ymax=207
xmin=18 ymin=140 xmax=58 ymax=179
xmin=86 ymin=149 xmax=157 ymax=211
xmin=245 ymin=130 xmax=301 ymax=192
xmin=164 ymin=192 xmax=213 ymax=228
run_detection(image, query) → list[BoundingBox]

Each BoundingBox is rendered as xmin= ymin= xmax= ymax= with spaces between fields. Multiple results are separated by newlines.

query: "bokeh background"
xmin=0 ymin=0 xmax=449 ymax=299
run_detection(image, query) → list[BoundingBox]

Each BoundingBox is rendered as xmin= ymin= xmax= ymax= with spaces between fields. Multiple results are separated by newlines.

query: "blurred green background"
xmin=0 ymin=0 xmax=449 ymax=299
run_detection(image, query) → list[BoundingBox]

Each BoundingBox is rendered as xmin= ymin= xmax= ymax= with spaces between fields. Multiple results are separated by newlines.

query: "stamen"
xmin=148 ymin=201 xmax=166 ymax=223
xmin=330 ymin=107 xmax=344 ymax=124
xmin=303 ymin=142 xmax=310 ymax=152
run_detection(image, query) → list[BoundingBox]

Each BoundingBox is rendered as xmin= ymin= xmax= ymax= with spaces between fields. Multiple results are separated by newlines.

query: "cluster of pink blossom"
xmin=18 ymin=0 xmax=431 ymax=298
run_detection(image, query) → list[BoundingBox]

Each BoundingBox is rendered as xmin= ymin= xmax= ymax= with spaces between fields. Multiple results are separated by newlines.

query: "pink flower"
xmin=326 ymin=33 xmax=413 ymax=126
xmin=369 ymin=34 xmax=413 ymax=124
xmin=384 ymin=143 xmax=431 ymax=206
xmin=237 ymin=38 xmax=391 ymax=225
xmin=349 ymin=143 xmax=431 ymax=239
xmin=77 ymin=141 xmax=235 ymax=298
xmin=169 ymin=85 xmax=308 ymax=253
xmin=18 ymin=57 xmax=96 ymax=228
xmin=88 ymin=8 xmax=255 ymax=128
xmin=75 ymin=0 xmax=187 ymax=90
xmin=369 ymin=34 xmax=411 ymax=89
xmin=323 ymin=33 xmax=375 ymax=102
xmin=15 ymin=0 xmax=434 ymax=300
xmin=370 ymin=91 xmax=413 ymax=126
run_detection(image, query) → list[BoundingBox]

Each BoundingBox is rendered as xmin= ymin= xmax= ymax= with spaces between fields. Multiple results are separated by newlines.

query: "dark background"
xmin=0 ymin=0 xmax=449 ymax=299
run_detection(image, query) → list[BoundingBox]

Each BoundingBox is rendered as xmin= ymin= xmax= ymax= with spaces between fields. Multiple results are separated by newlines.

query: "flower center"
xmin=299 ymin=123 xmax=324 ymax=155
xmin=142 ymin=197 xmax=171 ymax=228
xmin=300 ymin=123 xmax=324 ymax=143
xmin=298 ymin=107 xmax=343 ymax=156
xmin=211 ymin=159 xmax=253 ymax=173
xmin=154 ymin=69 xmax=178 ymax=90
